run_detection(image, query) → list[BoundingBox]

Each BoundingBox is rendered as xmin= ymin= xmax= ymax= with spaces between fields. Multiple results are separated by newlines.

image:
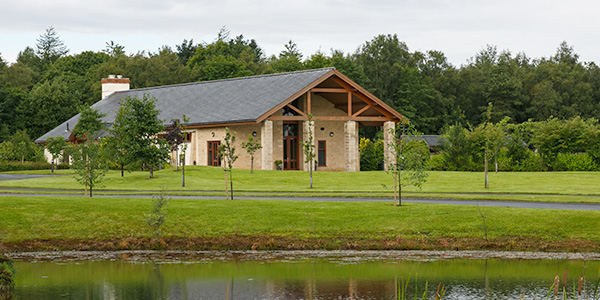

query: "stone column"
xmin=302 ymin=120 xmax=316 ymax=171
xmin=383 ymin=121 xmax=395 ymax=171
xmin=344 ymin=121 xmax=358 ymax=172
xmin=261 ymin=120 xmax=273 ymax=170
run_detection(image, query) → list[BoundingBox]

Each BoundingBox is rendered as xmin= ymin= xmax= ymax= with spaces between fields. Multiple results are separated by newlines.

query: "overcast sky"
xmin=1 ymin=0 xmax=599 ymax=67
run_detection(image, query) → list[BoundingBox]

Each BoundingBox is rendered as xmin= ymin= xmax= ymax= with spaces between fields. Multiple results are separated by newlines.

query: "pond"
xmin=7 ymin=251 xmax=600 ymax=300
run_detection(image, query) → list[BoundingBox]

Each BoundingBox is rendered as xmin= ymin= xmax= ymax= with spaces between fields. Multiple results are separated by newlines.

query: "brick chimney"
xmin=101 ymin=75 xmax=130 ymax=99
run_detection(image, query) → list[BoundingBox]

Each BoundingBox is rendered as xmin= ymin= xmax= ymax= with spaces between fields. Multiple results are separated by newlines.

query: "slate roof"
xmin=36 ymin=68 xmax=335 ymax=143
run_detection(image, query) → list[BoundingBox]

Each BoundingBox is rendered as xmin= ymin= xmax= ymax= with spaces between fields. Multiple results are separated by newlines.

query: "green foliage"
xmin=299 ymin=115 xmax=316 ymax=188
xmin=24 ymin=75 xmax=83 ymax=139
xmin=386 ymin=123 xmax=430 ymax=206
xmin=146 ymin=190 xmax=169 ymax=238
xmin=268 ymin=40 xmax=304 ymax=73
xmin=46 ymin=136 xmax=67 ymax=172
xmin=219 ymin=128 xmax=238 ymax=199
xmin=69 ymin=107 xmax=108 ymax=197
xmin=359 ymin=138 xmax=384 ymax=171
xmin=1 ymin=130 xmax=44 ymax=163
xmin=35 ymin=26 xmax=69 ymax=66
xmin=73 ymin=106 xmax=106 ymax=141
xmin=187 ymin=31 xmax=262 ymax=81
xmin=241 ymin=134 xmax=262 ymax=174
xmin=69 ymin=141 xmax=107 ymax=197
xmin=112 ymin=93 xmax=170 ymax=178
xmin=0 ymin=161 xmax=64 ymax=172
xmin=0 ymin=254 xmax=15 ymax=293
xmin=552 ymin=153 xmax=599 ymax=171
xmin=219 ymin=128 xmax=238 ymax=170
xmin=438 ymin=124 xmax=481 ymax=171
xmin=0 ymin=84 xmax=27 ymax=141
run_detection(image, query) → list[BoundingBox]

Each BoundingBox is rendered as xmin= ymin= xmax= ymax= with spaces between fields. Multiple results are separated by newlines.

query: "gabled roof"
xmin=36 ymin=67 xmax=402 ymax=143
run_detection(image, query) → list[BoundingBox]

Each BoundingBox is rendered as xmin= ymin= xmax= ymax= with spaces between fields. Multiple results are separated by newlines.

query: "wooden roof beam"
xmin=352 ymin=104 xmax=373 ymax=117
xmin=267 ymin=115 xmax=392 ymax=122
xmin=286 ymin=103 xmax=307 ymax=117
xmin=311 ymin=88 xmax=354 ymax=93
xmin=330 ymin=76 xmax=395 ymax=119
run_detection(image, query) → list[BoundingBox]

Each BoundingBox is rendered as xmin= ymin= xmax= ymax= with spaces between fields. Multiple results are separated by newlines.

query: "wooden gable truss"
xmin=257 ymin=69 xmax=403 ymax=126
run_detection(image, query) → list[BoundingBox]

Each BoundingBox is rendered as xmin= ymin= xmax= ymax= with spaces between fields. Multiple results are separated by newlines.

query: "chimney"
xmin=101 ymin=75 xmax=130 ymax=99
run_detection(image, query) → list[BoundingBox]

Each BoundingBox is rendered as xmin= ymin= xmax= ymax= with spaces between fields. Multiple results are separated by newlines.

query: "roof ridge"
xmin=110 ymin=67 xmax=336 ymax=95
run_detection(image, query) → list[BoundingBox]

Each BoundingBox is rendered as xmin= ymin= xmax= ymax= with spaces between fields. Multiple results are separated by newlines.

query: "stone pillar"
xmin=261 ymin=120 xmax=274 ymax=170
xmin=383 ymin=121 xmax=395 ymax=171
xmin=344 ymin=121 xmax=358 ymax=172
xmin=302 ymin=120 xmax=315 ymax=171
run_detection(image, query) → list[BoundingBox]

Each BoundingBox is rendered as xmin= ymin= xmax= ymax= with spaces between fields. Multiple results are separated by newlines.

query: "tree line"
xmin=2 ymin=26 xmax=600 ymax=145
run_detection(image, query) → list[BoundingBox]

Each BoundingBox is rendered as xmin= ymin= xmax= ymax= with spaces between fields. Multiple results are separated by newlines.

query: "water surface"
xmin=9 ymin=251 xmax=600 ymax=299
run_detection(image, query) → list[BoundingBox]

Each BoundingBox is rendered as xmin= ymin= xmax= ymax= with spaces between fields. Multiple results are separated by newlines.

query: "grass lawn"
xmin=1 ymin=167 xmax=600 ymax=201
xmin=1 ymin=195 xmax=599 ymax=252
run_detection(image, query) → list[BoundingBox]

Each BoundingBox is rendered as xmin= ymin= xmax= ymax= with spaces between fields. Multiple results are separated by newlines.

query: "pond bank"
xmin=2 ymin=236 xmax=600 ymax=253
xmin=6 ymin=249 xmax=600 ymax=262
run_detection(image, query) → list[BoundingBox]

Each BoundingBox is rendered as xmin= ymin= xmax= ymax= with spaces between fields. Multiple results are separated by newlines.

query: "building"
xmin=36 ymin=68 xmax=404 ymax=171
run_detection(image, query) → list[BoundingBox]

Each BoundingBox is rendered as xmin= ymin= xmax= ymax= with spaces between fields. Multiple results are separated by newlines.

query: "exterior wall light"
xmin=252 ymin=131 xmax=257 ymax=137
xmin=211 ymin=132 xmax=215 ymax=137
xmin=329 ymin=132 xmax=334 ymax=137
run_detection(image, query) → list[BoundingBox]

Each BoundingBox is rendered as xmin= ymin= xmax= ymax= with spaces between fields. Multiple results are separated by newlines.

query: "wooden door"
xmin=283 ymin=123 xmax=299 ymax=170
xmin=207 ymin=141 xmax=221 ymax=166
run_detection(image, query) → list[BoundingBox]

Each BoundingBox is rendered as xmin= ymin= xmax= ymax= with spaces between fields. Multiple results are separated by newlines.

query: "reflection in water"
xmin=10 ymin=256 xmax=600 ymax=300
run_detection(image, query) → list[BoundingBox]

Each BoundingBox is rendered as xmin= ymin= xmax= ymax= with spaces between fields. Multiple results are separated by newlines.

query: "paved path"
xmin=1 ymin=192 xmax=600 ymax=211
xmin=0 ymin=174 xmax=61 ymax=181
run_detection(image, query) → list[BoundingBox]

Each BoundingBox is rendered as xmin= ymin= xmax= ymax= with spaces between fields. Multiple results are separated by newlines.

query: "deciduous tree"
xmin=386 ymin=122 xmax=430 ymax=206
xmin=45 ymin=136 xmax=66 ymax=172
xmin=219 ymin=128 xmax=238 ymax=199
xmin=70 ymin=106 xmax=107 ymax=197
xmin=242 ymin=134 xmax=262 ymax=174
xmin=112 ymin=93 xmax=169 ymax=179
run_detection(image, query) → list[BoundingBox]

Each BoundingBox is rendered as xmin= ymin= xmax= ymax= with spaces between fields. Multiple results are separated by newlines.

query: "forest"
xmin=1 ymin=26 xmax=599 ymax=171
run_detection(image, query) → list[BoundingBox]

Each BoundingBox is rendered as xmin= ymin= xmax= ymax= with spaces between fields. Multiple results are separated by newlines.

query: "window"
xmin=182 ymin=132 xmax=192 ymax=142
xmin=318 ymin=140 xmax=326 ymax=167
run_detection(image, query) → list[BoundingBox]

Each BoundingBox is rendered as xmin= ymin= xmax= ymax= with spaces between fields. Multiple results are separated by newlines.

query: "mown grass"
xmin=1 ymin=195 xmax=599 ymax=246
xmin=2 ymin=167 xmax=600 ymax=203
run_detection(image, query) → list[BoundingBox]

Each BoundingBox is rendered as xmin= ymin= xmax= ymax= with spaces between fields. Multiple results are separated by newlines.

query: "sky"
xmin=1 ymin=0 xmax=600 ymax=67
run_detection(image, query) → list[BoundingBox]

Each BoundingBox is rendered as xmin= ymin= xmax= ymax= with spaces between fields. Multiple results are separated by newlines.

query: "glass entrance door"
xmin=283 ymin=123 xmax=299 ymax=170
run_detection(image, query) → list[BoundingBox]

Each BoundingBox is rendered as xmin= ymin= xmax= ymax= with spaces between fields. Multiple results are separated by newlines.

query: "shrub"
xmin=552 ymin=153 xmax=598 ymax=171
xmin=360 ymin=138 xmax=384 ymax=171
xmin=0 ymin=160 xmax=69 ymax=172
xmin=0 ymin=255 xmax=15 ymax=293
xmin=496 ymin=147 xmax=544 ymax=171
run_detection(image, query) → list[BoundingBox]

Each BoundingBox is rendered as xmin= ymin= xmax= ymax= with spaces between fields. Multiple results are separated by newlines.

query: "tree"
xmin=45 ymin=136 xmax=66 ymax=172
xmin=36 ymin=26 xmax=69 ymax=66
xmin=386 ymin=122 xmax=430 ymax=206
xmin=112 ymin=93 xmax=170 ymax=178
xmin=9 ymin=130 xmax=36 ymax=163
xmin=103 ymin=41 xmax=125 ymax=57
xmin=23 ymin=76 xmax=82 ymax=139
xmin=268 ymin=40 xmax=304 ymax=72
xmin=165 ymin=115 xmax=190 ymax=187
xmin=176 ymin=39 xmax=196 ymax=66
xmin=0 ymin=85 xmax=26 ymax=142
xmin=300 ymin=114 xmax=316 ymax=188
xmin=219 ymin=128 xmax=238 ymax=199
xmin=241 ymin=134 xmax=262 ymax=174
xmin=473 ymin=103 xmax=508 ymax=188
xmin=70 ymin=106 xmax=107 ymax=197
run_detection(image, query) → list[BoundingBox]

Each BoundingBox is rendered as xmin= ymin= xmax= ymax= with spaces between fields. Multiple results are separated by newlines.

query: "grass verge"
xmin=1 ymin=195 xmax=599 ymax=252
xmin=2 ymin=167 xmax=600 ymax=195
